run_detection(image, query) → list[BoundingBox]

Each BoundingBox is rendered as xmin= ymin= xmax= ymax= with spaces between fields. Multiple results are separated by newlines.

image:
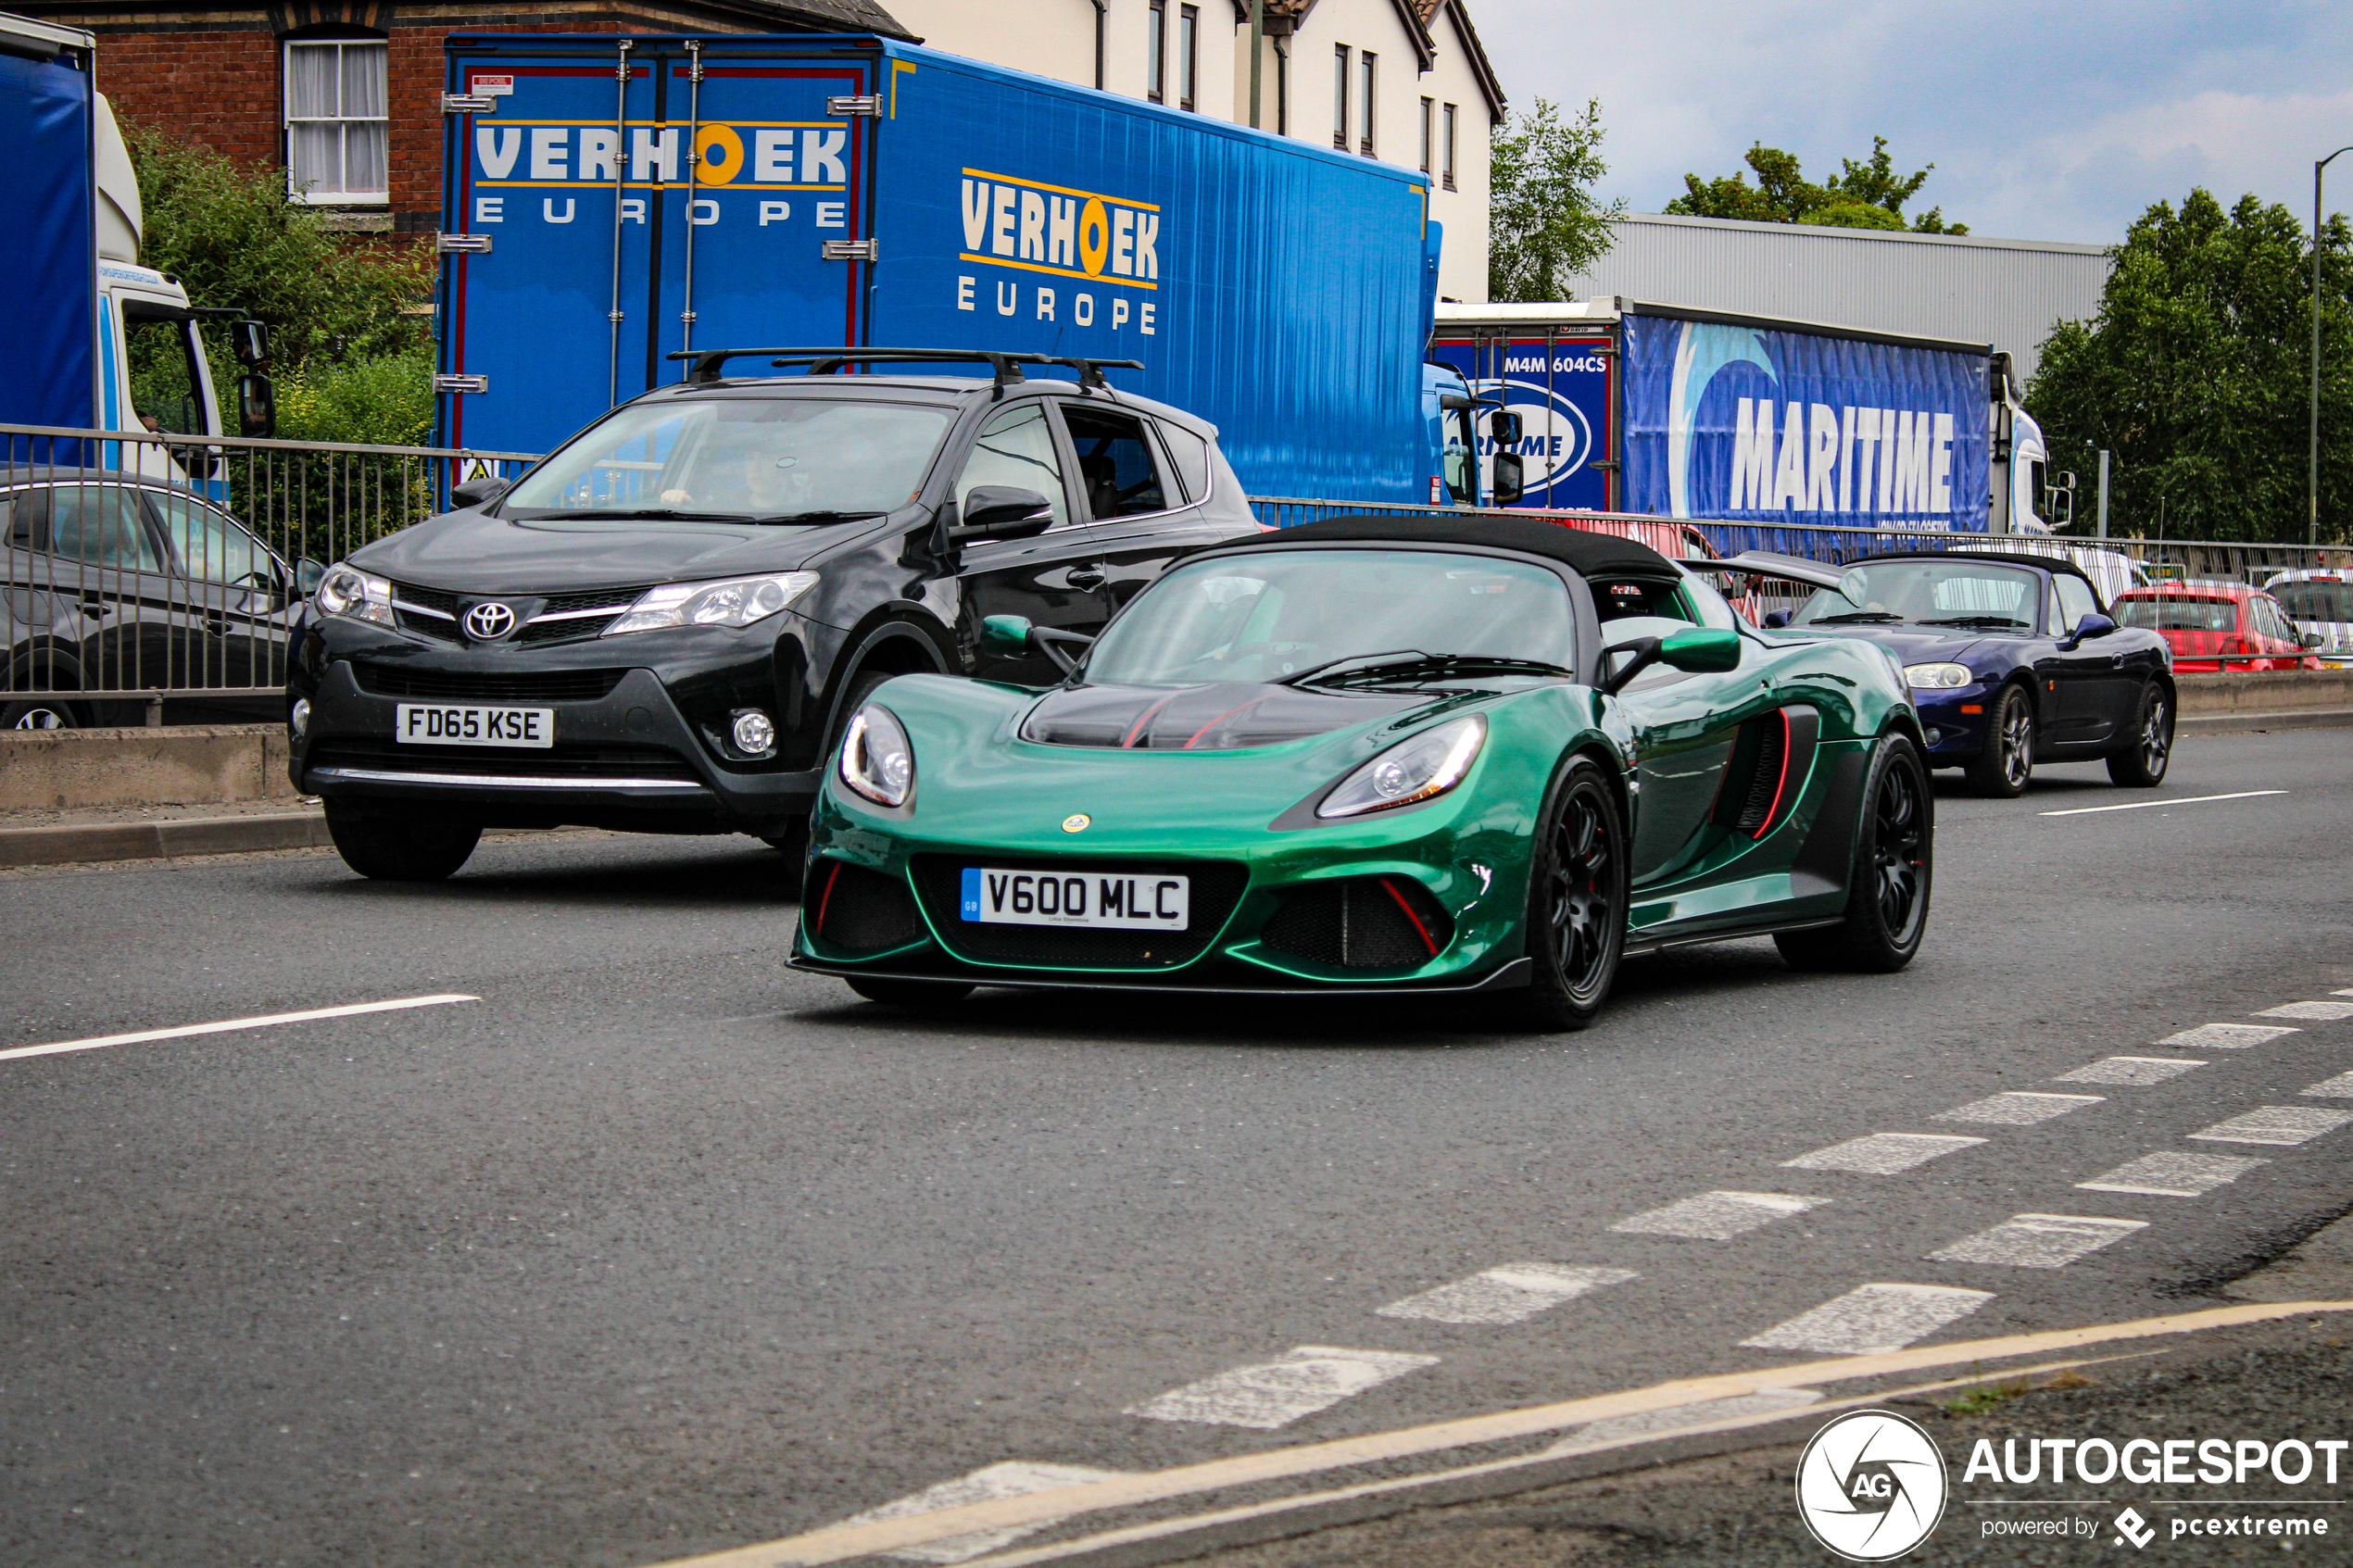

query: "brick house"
xmin=14 ymin=0 xmax=912 ymax=236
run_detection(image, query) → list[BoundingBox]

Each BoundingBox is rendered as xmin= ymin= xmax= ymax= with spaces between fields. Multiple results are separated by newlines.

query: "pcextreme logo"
xmin=1795 ymin=1410 xmax=1949 ymax=1562
xmin=954 ymin=169 xmax=1164 ymax=336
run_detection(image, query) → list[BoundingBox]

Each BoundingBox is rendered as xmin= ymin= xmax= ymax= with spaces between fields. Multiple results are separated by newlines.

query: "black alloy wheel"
xmin=1513 ymin=757 xmax=1626 ymax=1032
xmin=2106 ymin=682 xmax=2173 ymax=787
xmin=1777 ymin=732 xmax=1933 ymax=973
xmin=1965 ymin=684 xmax=2034 ymax=797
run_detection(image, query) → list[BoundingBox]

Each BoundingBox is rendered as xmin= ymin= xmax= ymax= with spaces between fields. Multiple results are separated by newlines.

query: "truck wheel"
xmin=324 ymin=801 xmax=483 ymax=881
xmin=2105 ymin=682 xmax=2172 ymax=787
xmin=1509 ymin=757 xmax=1626 ymax=1032
xmin=1776 ymin=732 xmax=1932 ymax=973
xmin=1964 ymin=684 xmax=2034 ymax=797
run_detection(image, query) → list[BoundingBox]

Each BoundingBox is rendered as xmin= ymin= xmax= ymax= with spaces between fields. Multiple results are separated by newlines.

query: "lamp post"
xmin=2312 ymin=146 xmax=2353 ymax=546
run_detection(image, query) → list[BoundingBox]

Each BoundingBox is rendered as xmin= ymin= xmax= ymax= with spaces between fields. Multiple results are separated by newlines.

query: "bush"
xmin=276 ymin=346 xmax=435 ymax=447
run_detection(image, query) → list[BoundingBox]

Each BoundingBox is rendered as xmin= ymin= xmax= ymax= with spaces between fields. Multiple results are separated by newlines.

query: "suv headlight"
xmin=838 ymin=702 xmax=914 ymax=808
xmin=1317 ymin=715 xmax=1486 ymax=820
xmin=604 ymin=571 xmax=819 ymax=635
xmin=1905 ymin=662 xmax=1972 ymax=690
xmin=315 ymin=562 xmax=393 ymax=625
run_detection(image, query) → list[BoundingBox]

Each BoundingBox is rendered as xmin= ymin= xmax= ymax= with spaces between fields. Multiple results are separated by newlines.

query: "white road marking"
xmin=1935 ymin=1091 xmax=2104 ymax=1126
xmin=2302 ymin=1071 xmax=2353 ymax=1098
xmin=1609 ymin=1191 xmax=1829 ymax=1241
xmin=2057 ymin=1056 xmax=2206 ymax=1086
xmin=1782 ymin=1133 xmax=1986 ymax=1174
xmin=1375 ymin=1264 xmax=1635 ymax=1325
xmin=2187 ymin=1106 xmax=2353 ymax=1148
xmin=2078 ymin=1151 xmax=2269 ymax=1197
xmin=1542 ymin=1387 xmax=1823 ymax=1454
xmin=0 ymin=994 xmax=480 ymax=1064
xmin=1126 ymin=1347 xmax=1440 ymax=1430
xmin=1927 ymin=1213 xmax=2147 ymax=1270
xmin=2158 ymin=1022 xmax=2300 ymax=1050
xmin=2038 ymin=790 xmax=2285 ymax=818
xmin=2256 ymin=999 xmax=2353 ymax=1022
xmin=831 ymin=1462 xmax=1128 ymax=1564
xmin=1740 ymin=1283 xmax=1994 ymax=1355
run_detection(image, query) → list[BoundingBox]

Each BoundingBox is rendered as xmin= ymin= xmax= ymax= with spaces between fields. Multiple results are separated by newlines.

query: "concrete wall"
xmin=0 ymin=726 xmax=295 ymax=813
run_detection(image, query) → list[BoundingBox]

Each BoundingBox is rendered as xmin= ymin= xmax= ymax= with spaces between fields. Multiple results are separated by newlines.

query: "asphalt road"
xmin=2 ymin=728 xmax=2349 ymax=1567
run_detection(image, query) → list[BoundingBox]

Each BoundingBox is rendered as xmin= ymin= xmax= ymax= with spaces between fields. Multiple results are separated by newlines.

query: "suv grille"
xmin=385 ymin=582 xmax=648 ymax=646
xmin=1261 ymin=877 xmax=1453 ymax=968
xmin=350 ymin=663 xmax=629 ymax=703
xmin=307 ymin=738 xmax=698 ymax=783
xmin=390 ymin=581 xmax=462 ymax=643
xmin=910 ymin=855 xmax=1247 ymax=969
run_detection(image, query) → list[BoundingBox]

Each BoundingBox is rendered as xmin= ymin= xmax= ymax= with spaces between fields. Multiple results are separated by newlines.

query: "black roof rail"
xmin=662 ymin=346 xmax=1144 ymax=397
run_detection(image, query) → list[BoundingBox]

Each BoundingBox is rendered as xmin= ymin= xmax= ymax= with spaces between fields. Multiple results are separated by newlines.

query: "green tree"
xmin=119 ymin=118 xmax=432 ymax=436
xmin=1489 ymin=97 xmax=1626 ymax=303
xmin=2027 ymin=188 xmax=2353 ymax=544
xmin=1664 ymin=137 xmax=1966 ymax=234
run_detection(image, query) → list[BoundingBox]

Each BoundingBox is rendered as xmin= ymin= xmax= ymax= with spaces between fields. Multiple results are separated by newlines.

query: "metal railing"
xmin=1 ymin=423 xmax=536 ymax=718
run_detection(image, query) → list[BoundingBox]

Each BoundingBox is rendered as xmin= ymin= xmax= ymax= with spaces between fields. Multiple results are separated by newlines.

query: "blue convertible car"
xmin=1700 ymin=551 xmax=2175 ymax=797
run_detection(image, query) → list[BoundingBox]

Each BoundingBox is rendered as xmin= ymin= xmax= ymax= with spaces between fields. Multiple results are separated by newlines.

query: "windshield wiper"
xmin=741 ymin=509 xmax=885 ymax=526
xmin=1920 ymin=615 xmax=2029 ymax=629
xmin=1273 ymin=648 xmax=1428 ymax=686
xmin=542 ymin=507 xmax=750 ymax=523
xmin=1287 ymin=652 xmax=1576 ymax=688
xmin=1815 ymin=610 xmax=1905 ymax=623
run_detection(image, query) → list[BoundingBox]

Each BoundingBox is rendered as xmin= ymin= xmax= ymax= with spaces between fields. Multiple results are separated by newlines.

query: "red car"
xmin=2111 ymin=583 xmax=2322 ymax=671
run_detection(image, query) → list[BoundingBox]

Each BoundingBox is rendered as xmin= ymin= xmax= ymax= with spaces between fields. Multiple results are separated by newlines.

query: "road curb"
xmin=0 ymin=810 xmax=332 ymax=869
xmin=2179 ymin=707 xmax=2353 ymax=735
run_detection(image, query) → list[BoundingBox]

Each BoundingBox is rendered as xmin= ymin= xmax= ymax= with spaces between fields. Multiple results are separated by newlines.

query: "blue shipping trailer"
xmin=3 ymin=17 xmax=98 ymax=443
xmin=437 ymin=33 xmax=1442 ymax=502
xmin=1429 ymin=300 xmax=2045 ymax=533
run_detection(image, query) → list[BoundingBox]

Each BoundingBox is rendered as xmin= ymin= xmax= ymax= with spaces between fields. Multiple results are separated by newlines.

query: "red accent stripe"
xmin=1378 ymin=877 xmax=1440 ymax=958
xmin=815 ymin=860 xmax=842 ymax=934
xmin=1123 ymin=692 xmax=1179 ymax=747
xmin=1754 ymin=708 xmax=1793 ymax=839
xmin=1181 ymin=696 xmax=1267 ymax=750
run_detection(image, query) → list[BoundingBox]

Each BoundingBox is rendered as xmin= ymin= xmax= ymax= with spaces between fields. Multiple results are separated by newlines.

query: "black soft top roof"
xmin=1210 ymin=513 xmax=1679 ymax=579
xmin=1858 ymin=548 xmax=2100 ymax=589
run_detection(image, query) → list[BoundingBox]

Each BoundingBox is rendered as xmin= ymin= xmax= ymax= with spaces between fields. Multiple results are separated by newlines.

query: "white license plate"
xmin=394 ymin=703 xmax=555 ymax=748
xmin=961 ymin=867 xmax=1189 ymax=930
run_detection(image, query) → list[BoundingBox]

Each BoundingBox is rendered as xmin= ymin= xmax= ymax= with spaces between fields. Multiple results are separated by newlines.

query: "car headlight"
xmin=838 ymin=702 xmax=914 ymax=808
xmin=1905 ymin=662 xmax=1972 ymax=690
xmin=1317 ymin=715 xmax=1486 ymax=820
xmin=604 ymin=571 xmax=819 ymax=635
xmin=315 ymin=562 xmax=393 ymax=626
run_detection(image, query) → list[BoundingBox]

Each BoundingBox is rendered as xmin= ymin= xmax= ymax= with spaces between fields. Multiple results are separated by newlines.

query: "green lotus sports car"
xmin=788 ymin=515 xmax=1932 ymax=1029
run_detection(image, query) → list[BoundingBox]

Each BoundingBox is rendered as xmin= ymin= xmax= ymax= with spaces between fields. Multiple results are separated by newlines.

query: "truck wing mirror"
xmin=236 ymin=373 xmax=275 ymax=438
xmin=1491 ymin=450 xmax=1525 ymax=508
xmin=950 ymin=486 xmax=1054 ymax=541
xmin=1488 ymin=408 xmax=1522 ymax=446
xmin=231 ymin=320 xmax=270 ymax=369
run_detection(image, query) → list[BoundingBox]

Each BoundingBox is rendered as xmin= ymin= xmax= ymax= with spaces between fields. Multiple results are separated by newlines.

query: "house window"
xmin=283 ymin=38 xmax=387 ymax=203
xmin=1419 ymin=96 xmax=1433 ymax=173
xmin=1442 ymin=102 xmax=1458 ymax=191
xmin=1332 ymin=45 xmax=1349 ymax=149
xmin=1359 ymin=52 xmax=1376 ymax=156
xmin=1147 ymin=0 xmax=1164 ymax=104
xmin=1178 ymin=4 xmax=1198 ymax=111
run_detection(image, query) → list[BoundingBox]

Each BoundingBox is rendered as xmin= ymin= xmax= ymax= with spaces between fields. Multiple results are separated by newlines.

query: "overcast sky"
xmin=1476 ymin=0 xmax=2353 ymax=245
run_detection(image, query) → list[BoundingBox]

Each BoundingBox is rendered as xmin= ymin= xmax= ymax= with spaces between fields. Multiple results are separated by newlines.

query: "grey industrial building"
xmin=1560 ymin=212 xmax=2113 ymax=384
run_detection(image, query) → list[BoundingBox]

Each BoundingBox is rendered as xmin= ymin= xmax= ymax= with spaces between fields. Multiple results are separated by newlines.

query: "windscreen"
xmin=2114 ymin=596 xmax=2235 ymax=633
xmin=501 ymin=397 xmax=954 ymax=521
xmin=1789 ymin=560 xmax=2044 ymax=630
xmin=1084 ymin=549 xmax=1574 ymax=686
xmin=2271 ymin=580 xmax=2353 ymax=623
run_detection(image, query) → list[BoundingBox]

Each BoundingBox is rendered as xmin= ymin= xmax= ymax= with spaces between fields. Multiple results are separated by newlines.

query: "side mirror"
xmin=1488 ymin=408 xmax=1522 ymax=446
xmin=231 ymin=320 xmax=270 ymax=369
xmin=295 ymin=558 xmax=326 ymax=596
xmin=1659 ymin=627 xmax=1742 ymax=672
xmin=2069 ymin=612 xmax=2117 ymax=645
xmin=1491 ymin=450 xmax=1525 ymax=508
xmin=1762 ymin=608 xmax=1792 ymax=629
xmin=449 ymin=474 xmax=510 ymax=509
xmin=951 ymin=485 xmax=1054 ymax=541
xmin=236 ymin=373 xmax=275 ymax=437
xmin=979 ymin=613 xmax=1032 ymax=657
xmin=2304 ymin=631 xmax=2324 ymax=650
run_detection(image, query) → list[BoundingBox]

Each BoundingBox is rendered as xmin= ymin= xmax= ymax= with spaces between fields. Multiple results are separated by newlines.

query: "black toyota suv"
xmin=288 ymin=349 xmax=1263 ymax=879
